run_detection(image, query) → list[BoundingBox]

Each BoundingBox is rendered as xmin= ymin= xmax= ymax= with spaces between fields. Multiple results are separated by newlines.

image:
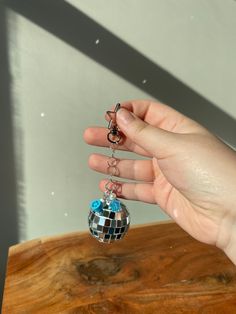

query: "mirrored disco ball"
xmin=88 ymin=197 xmax=130 ymax=243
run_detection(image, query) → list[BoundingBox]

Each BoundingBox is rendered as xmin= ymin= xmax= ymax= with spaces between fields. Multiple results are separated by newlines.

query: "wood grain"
xmin=2 ymin=221 xmax=236 ymax=313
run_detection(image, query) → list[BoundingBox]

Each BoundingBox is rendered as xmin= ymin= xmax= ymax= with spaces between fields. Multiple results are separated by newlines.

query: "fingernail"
xmin=117 ymin=108 xmax=135 ymax=125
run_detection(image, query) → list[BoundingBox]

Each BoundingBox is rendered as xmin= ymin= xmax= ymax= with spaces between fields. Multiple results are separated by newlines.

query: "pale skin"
xmin=83 ymin=100 xmax=236 ymax=264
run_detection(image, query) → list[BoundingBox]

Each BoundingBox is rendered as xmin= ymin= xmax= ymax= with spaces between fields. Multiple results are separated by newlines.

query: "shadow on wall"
xmin=0 ymin=4 xmax=19 ymax=304
xmin=5 ymin=0 xmax=236 ymax=147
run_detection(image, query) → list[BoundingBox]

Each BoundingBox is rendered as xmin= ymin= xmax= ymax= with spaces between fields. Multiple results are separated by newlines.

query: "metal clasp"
xmin=106 ymin=103 xmax=121 ymax=144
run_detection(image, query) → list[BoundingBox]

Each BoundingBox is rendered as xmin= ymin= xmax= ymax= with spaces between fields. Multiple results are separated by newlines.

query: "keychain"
xmin=88 ymin=103 xmax=130 ymax=243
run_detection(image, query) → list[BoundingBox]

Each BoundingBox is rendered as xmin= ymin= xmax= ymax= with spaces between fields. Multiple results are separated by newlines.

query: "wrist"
xmin=224 ymin=230 xmax=236 ymax=265
xmin=216 ymin=210 xmax=236 ymax=265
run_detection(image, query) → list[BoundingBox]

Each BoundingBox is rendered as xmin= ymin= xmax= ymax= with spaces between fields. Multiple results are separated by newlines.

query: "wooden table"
xmin=2 ymin=222 xmax=236 ymax=313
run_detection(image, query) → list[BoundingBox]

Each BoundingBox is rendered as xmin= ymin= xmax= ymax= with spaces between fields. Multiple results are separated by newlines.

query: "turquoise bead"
xmin=90 ymin=199 xmax=103 ymax=213
xmin=109 ymin=199 xmax=121 ymax=212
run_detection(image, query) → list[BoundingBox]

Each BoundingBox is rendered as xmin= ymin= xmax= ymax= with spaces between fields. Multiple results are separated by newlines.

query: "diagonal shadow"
xmin=0 ymin=3 xmax=19 ymax=305
xmin=5 ymin=0 xmax=236 ymax=146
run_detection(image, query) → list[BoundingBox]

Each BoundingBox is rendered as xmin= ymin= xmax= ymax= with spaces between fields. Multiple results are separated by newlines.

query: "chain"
xmin=104 ymin=103 xmax=121 ymax=200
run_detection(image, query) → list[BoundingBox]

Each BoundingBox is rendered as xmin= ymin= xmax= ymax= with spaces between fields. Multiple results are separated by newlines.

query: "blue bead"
xmin=109 ymin=199 xmax=121 ymax=212
xmin=90 ymin=199 xmax=103 ymax=213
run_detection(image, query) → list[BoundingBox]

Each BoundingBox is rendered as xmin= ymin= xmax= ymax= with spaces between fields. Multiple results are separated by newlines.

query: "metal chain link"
xmin=104 ymin=104 xmax=121 ymax=199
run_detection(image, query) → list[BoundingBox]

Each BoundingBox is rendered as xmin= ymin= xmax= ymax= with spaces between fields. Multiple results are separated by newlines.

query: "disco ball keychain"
xmin=88 ymin=103 xmax=130 ymax=243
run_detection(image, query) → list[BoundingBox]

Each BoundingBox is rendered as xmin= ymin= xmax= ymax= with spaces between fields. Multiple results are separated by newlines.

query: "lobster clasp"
xmin=106 ymin=103 xmax=121 ymax=144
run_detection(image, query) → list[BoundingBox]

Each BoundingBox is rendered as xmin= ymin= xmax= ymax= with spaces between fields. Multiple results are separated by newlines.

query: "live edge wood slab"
xmin=2 ymin=222 xmax=236 ymax=313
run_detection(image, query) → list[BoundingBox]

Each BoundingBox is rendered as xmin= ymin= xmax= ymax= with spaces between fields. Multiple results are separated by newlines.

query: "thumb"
xmin=116 ymin=108 xmax=177 ymax=158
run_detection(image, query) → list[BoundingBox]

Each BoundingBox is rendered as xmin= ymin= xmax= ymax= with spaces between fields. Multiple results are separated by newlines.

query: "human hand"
xmin=83 ymin=100 xmax=236 ymax=264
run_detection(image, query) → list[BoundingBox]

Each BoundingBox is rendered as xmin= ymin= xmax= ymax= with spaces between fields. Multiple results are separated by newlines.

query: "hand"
xmin=83 ymin=100 xmax=236 ymax=264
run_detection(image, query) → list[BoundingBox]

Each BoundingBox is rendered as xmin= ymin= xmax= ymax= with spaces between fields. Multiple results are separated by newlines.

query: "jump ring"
xmin=107 ymin=132 xmax=121 ymax=144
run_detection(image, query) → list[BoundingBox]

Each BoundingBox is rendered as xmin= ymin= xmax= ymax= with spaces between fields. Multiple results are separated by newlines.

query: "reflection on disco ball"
xmin=88 ymin=196 xmax=130 ymax=243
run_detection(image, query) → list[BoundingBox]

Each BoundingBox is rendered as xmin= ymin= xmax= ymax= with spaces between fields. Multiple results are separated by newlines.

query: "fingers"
xmin=106 ymin=100 xmax=179 ymax=125
xmin=89 ymin=153 xmax=155 ymax=182
xmin=116 ymin=108 xmax=178 ymax=159
xmin=107 ymin=99 xmax=203 ymax=134
xmin=100 ymin=179 xmax=156 ymax=204
xmin=83 ymin=126 xmax=151 ymax=157
xmin=84 ymin=99 xmax=202 ymax=159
